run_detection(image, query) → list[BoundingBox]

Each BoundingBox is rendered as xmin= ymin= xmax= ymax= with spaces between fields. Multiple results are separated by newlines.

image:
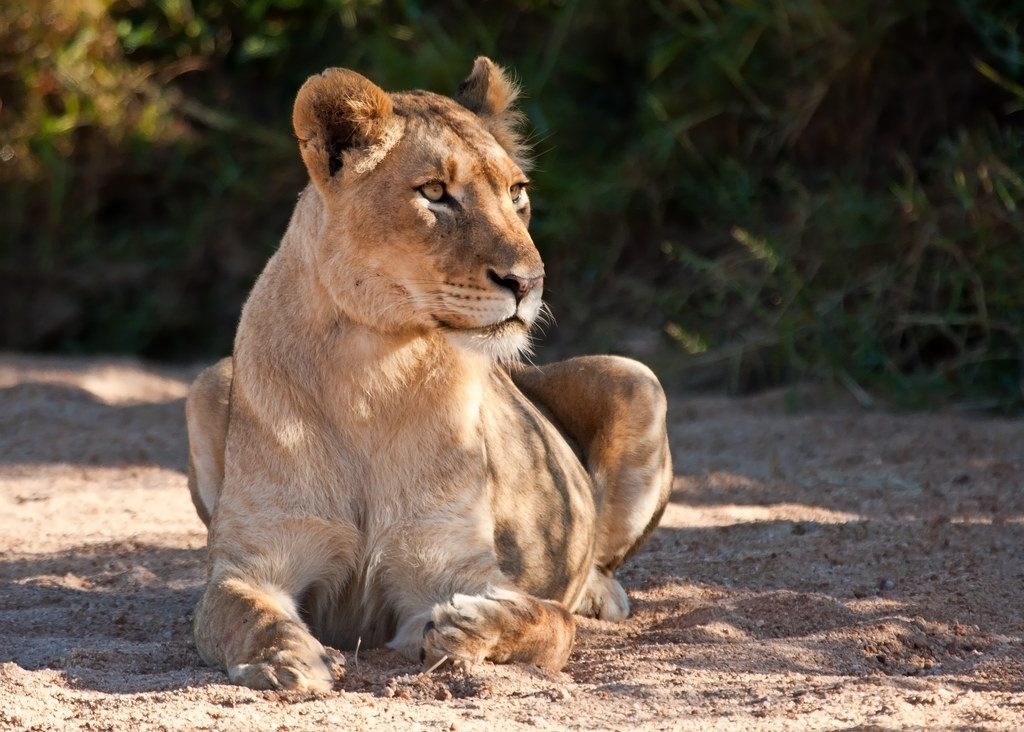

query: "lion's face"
xmin=292 ymin=61 xmax=544 ymax=363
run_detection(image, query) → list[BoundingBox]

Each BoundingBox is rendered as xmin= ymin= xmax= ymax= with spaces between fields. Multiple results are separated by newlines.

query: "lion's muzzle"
xmin=487 ymin=269 xmax=544 ymax=305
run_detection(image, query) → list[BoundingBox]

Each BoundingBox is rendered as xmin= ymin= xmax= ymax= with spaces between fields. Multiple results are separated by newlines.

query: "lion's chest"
xmin=321 ymin=361 xmax=491 ymax=520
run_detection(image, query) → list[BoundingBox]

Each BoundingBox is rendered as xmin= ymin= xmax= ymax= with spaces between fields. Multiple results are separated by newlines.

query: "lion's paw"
xmin=420 ymin=588 xmax=575 ymax=671
xmin=227 ymin=634 xmax=338 ymax=692
xmin=574 ymin=568 xmax=630 ymax=621
xmin=421 ymin=593 xmax=502 ymax=669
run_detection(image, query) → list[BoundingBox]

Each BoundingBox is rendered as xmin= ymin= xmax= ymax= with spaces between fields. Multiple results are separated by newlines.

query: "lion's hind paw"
xmin=574 ymin=568 xmax=631 ymax=621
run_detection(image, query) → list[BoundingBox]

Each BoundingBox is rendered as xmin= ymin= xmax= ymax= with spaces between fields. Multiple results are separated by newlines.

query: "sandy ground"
xmin=1 ymin=352 xmax=1022 ymax=731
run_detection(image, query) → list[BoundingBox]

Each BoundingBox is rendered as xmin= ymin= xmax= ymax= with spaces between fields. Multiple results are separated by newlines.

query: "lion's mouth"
xmin=433 ymin=315 xmax=527 ymax=337
xmin=433 ymin=314 xmax=534 ymax=362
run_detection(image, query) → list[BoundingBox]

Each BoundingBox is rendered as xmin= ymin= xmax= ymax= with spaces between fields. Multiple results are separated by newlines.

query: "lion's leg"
xmin=194 ymin=516 xmax=360 ymax=692
xmin=511 ymin=355 xmax=673 ymax=620
xmin=185 ymin=357 xmax=233 ymax=526
xmin=194 ymin=572 xmax=336 ymax=691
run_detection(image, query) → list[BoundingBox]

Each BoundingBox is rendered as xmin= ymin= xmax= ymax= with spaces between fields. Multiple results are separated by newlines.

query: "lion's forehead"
xmin=390 ymin=91 xmax=518 ymax=184
xmin=391 ymin=90 xmax=481 ymax=132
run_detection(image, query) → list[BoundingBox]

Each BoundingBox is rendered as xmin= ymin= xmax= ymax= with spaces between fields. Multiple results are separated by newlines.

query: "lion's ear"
xmin=455 ymin=57 xmax=529 ymax=169
xmin=455 ymin=57 xmax=520 ymax=118
xmin=293 ymin=68 xmax=394 ymax=186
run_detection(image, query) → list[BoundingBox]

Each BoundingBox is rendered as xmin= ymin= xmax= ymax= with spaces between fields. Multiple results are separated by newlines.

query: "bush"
xmin=1 ymin=0 xmax=1021 ymax=410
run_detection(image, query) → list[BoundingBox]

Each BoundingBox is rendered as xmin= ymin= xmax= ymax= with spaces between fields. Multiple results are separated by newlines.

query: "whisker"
xmin=518 ymin=336 xmax=539 ymax=368
xmin=533 ymin=302 xmax=556 ymax=332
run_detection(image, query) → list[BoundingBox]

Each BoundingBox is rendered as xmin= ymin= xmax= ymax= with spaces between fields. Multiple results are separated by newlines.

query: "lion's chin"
xmin=440 ymin=318 xmax=533 ymax=364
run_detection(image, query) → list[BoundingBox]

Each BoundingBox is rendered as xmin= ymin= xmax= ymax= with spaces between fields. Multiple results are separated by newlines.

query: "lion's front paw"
xmin=421 ymin=594 xmax=498 ymax=669
xmin=227 ymin=633 xmax=340 ymax=692
xmin=421 ymin=588 xmax=575 ymax=671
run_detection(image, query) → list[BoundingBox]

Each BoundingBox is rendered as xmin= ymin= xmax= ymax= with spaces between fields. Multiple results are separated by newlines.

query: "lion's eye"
xmin=420 ymin=183 xmax=446 ymax=202
xmin=509 ymin=184 xmax=525 ymax=204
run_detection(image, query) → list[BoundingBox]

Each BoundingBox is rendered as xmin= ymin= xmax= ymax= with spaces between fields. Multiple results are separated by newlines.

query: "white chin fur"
xmin=443 ymin=327 xmax=532 ymax=364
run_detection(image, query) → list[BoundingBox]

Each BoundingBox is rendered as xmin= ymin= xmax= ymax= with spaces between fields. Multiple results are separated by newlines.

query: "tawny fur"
xmin=185 ymin=57 xmax=673 ymax=692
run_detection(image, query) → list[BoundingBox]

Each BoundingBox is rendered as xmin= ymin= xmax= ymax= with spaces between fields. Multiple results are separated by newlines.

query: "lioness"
xmin=186 ymin=57 xmax=672 ymax=691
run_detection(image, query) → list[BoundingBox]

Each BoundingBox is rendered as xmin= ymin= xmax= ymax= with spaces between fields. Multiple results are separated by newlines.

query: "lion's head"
xmin=290 ymin=57 xmax=543 ymax=363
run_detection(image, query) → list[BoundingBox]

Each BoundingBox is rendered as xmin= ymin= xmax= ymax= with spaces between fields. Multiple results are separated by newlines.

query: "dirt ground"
xmin=1 ymin=352 xmax=1022 ymax=731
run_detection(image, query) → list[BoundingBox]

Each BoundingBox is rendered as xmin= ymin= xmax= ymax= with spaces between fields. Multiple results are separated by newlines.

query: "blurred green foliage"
xmin=1 ymin=0 xmax=1021 ymax=410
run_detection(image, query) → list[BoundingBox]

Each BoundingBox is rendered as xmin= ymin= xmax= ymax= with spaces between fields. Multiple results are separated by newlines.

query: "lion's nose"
xmin=487 ymin=270 xmax=543 ymax=304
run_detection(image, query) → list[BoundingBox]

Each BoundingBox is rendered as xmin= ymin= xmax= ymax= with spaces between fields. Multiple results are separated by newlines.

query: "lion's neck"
xmin=236 ymin=260 xmax=488 ymax=423
xmin=329 ymin=323 xmax=489 ymax=421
